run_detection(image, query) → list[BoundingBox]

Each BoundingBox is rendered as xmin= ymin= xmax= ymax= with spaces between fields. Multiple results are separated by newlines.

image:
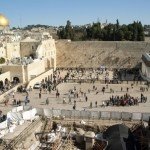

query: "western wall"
xmin=56 ymin=41 xmax=150 ymax=68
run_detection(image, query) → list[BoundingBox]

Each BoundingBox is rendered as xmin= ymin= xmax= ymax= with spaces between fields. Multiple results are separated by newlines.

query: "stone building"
xmin=0 ymin=43 xmax=6 ymax=58
xmin=20 ymin=37 xmax=40 ymax=58
xmin=0 ymin=32 xmax=56 ymax=85
xmin=6 ymin=42 xmax=20 ymax=59
xmin=141 ymin=53 xmax=150 ymax=81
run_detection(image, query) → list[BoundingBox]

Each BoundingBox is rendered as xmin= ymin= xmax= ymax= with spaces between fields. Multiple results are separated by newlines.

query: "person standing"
xmin=48 ymin=85 xmax=51 ymax=94
xmin=121 ymin=87 xmax=123 ymax=92
xmin=85 ymin=96 xmax=88 ymax=102
xmin=73 ymin=105 xmax=76 ymax=110
xmin=46 ymin=98 xmax=49 ymax=105
xmin=39 ymin=92 xmax=41 ymax=99
xmin=24 ymin=96 xmax=28 ymax=105
xmin=90 ymin=102 xmax=92 ymax=108
xmin=69 ymin=95 xmax=71 ymax=103
xmin=12 ymin=92 xmax=15 ymax=98
xmin=95 ymin=101 xmax=97 ymax=107
xmin=127 ymin=87 xmax=129 ymax=92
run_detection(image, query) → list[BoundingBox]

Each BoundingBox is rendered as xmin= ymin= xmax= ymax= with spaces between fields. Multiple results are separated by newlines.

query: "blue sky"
xmin=1 ymin=0 xmax=150 ymax=27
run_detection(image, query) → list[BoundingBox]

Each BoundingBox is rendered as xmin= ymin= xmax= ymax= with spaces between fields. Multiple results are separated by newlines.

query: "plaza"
xmin=0 ymin=81 xmax=149 ymax=114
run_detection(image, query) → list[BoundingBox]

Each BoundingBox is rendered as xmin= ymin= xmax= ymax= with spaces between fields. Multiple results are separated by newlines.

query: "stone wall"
xmin=27 ymin=69 xmax=53 ymax=88
xmin=1 ymin=59 xmax=51 ymax=83
xmin=0 ymin=45 xmax=6 ymax=58
xmin=36 ymin=39 xmax=56 ymax=69
xmin=2 ymin=65 xmax=24 ymax=82
xmin=142 ymin=61 xmax=150 ymax=79
xmin=6 ymin=42 xmax=20 ymax=59
xmin=27 ymin=59 xmax=46 ymax=81
xmin=20 ymin=41 xmax=39 ymax=58
xmin=56 ymin=41 xmax=150 ymax=68
xmin=0 ymin=71 xmax=11 ymax=82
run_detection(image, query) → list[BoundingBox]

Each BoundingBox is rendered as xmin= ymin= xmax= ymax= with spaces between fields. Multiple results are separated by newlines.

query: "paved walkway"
xmin=0 ymin=82 xmax=150 ymax=114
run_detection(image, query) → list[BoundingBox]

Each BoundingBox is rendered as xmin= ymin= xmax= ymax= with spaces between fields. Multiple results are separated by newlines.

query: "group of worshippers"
xmin=104 ymin=93 xmax=147 ymax=107
xmin=61 ymin=67 xmax=110 ymax=83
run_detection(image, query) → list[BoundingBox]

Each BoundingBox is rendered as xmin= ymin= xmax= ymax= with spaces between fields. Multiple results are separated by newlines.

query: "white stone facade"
xmin=0 ymin=32 xmax=56 ymax=84
xmin=141 ymin=53 xmax=150 ymax=81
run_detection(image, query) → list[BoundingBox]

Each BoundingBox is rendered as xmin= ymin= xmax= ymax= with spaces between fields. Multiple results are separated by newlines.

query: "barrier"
xmin=71 ymin=110 xmax=80 ymax=119
xmin=91 ymin=111 xmax=101 ymax=119
xmin=142 ymin=113 xmax=150 ymax=121
xmin=122 ymin=112 xmax=132 ymax=121
xmin=111 ymin=112 xmax=122 ymax=120
xmin=61 ymin=110 xmax=72 ymax=118
xmin=52 ymin=109 xmax=61 ymax=117
xmin=132 ymin=113 xmax=142 ymax=121
xmin=42 ymin=109 xmax=149 ymax=122
xmin=101 ymin=111 xmax=111 ymax=120
xmin=80 ymin=110 xmax=91 ymax=119
xmin=10 ymin=107 xmax=149 ymax=122
xmin=44 ymin=109 xmax=52 ymax=117
xmin=35 ymin=108 xmax=44 ymax=116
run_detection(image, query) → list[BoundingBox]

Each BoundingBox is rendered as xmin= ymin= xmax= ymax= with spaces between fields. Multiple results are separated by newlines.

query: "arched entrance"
xmin=0 ymin=80 xmax=3 ymax=89
xmin=5 ymin=78 xmax=9 ymax=85
xmin=13 ymin=77 xmax=20 ymax=84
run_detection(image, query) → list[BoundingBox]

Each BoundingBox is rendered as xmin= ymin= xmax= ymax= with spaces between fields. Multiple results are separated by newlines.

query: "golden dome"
xmin=0 ymin=14 xmax=9 ymax=27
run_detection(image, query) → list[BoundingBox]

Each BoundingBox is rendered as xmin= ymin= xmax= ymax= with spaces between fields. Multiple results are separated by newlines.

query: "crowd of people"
xmin=0 ymin=79 xmax=19 ymax=95
xmin=58 ymin=68 xmax=113 ymax=84
xmin=0 ymin=68 xmax=149 ymax=112
xmin=103 ymin=93 xmax=147 ymax=107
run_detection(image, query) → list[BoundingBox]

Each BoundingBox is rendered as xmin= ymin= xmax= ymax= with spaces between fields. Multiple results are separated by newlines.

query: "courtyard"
xmin=0 ymin=81 xmax=150 ymax=114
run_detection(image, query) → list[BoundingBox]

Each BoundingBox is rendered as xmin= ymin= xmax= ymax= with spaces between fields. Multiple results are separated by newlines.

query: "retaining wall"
xmin=27 ymin=69 xmax=53 ymax=89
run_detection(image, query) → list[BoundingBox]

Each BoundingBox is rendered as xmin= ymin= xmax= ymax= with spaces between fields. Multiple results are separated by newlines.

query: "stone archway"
xmin=0 ymin=80 xmax=3 ymax=89
xmin=13 ymin=77 xmax=20 ymax=84
xmin=5 ymin=78 xmax=9 ymax=85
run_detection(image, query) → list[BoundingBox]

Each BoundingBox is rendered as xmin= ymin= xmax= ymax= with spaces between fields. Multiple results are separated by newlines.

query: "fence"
xmin=35 ymin=108 xmax=150 ymax=122
xmin=63 ymin=78 xmax=147 ymax=85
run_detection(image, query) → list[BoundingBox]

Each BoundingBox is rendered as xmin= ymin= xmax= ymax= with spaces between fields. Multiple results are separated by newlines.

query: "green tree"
xmin=65 ymin=20 xmax=74 ymax=40
xmin=0 ymin=57 xmax=5 ymax=64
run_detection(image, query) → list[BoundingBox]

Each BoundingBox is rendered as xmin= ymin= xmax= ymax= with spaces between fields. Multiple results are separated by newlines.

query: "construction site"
xmin=0 ymin=112 xmax=150 ymax=150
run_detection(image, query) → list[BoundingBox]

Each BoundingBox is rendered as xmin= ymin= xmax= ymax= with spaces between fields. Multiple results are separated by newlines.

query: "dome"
xmin=0 ymin=14 xmax=9 ymax=27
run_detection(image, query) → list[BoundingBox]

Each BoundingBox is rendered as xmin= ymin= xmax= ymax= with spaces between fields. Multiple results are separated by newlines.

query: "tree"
xmin=0 ymin=57 xmax=5 ymax=64
xmin=65 ymin=20 xmax=74 ymax=40
xmin=57 ymin=20 xmax=145 ymax=41
xmin=116 ymin=19 xmax=120 ymax=31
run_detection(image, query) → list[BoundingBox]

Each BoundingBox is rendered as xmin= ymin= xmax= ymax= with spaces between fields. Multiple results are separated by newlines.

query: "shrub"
xmin=0 ymin=57 xmax=5 ymax=64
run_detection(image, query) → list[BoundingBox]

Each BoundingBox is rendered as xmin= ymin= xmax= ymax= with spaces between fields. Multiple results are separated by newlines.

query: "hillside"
xmin=56 ymin=41 xmax=150 ymax=68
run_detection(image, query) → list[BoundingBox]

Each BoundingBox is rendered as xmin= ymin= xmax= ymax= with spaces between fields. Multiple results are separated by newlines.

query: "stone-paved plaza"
xmin=0 ymin=82 xmax=150 ymax=114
